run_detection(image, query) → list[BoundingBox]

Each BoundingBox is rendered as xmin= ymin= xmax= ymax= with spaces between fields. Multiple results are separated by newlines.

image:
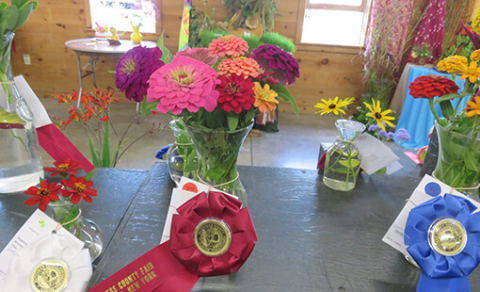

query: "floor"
xmin=39 ymin=98 xmax=422 ymax=177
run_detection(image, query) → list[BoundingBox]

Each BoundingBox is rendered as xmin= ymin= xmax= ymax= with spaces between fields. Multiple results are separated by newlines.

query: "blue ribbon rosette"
xmin=404 ymin=194 xmax=480 ymax=292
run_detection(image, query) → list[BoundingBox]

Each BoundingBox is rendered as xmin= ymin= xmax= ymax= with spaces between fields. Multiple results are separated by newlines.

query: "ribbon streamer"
xmin=404 ymin=194 xmax=480 ymax=292
xmin=89 ymin=191 xmax=257 ymax=292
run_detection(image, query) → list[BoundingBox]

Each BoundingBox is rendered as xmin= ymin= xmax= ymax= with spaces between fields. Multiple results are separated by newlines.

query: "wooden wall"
xmin=9 ymin=0 xmax=365 ymax=115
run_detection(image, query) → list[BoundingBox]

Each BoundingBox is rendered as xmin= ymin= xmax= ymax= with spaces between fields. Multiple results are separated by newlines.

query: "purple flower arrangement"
xmin=250 ymin=44 xmax=300 ymax=86
xmin=115 ymin=46 xmax=164 ymax=102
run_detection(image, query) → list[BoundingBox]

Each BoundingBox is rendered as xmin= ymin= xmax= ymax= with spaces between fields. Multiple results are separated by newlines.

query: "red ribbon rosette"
xmin=170 ymin=191 xmax=257 ymax=277
xmin=89 ymin=191 xmax=257 ymax=292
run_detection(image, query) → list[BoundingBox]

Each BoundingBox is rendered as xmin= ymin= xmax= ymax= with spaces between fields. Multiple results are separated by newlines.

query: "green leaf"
xmin=0 ymin=5 xmax=18 ymax=35
xmin=157 ymin=30 xmax=172 ymax=64
xmin=61 ymin=204 xmax=80 ymax=231
xmin=13 ymin=1 xmax=37 ymax=32
xmin=439 ymin=100 xmax=454 ymax=119
xmin=140 ymin=97 xmax=159 ymax=116
xmin=88 ymin=138 xmax=100 ymax=167
xmin=433 ymin=93 xmax=463 ymax=105
xmin=0 ymin=2 xmax=7 ymax=10
xmin=11 ymin=0 xmax=29 ymax=8
xmin=227 ymin=114 xmax=239 ymax=132
xmin=102 ymin=121 xmax=111 ymax=167
xmin=84 ymin=168 xmax=97 ymax=181
xmin=270 ymin=83 xmax=299 ymax=116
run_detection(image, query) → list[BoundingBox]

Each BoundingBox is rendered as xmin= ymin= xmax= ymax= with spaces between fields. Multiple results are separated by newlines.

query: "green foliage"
xmin=156 ymin=30 xmax=172 ymax=65
xmin=270 ymin=83 xmax=299 ymax=116
xmin=223 ymin=0 xmax=279 ymax=32
xmin=0 ymin=0 xmax=37 ymax=35
xmin=198 ymin=29 xmax=229 ymax=48
xmin=240 ymin=34 xmax=260 ymax=51
xmin=441 ymin=34 xmax=474 ymax=61
xmin=260 ymin=32 xmax=296 ymax=53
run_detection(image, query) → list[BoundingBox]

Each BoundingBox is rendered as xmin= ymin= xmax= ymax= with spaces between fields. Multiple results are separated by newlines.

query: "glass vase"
xmin=48 ymin=199 xmax=103 ymax=262
xmin=166 ymin=119 xmax=198 ymax=184
xmin=0 ymin=33 xmax=43 ymax=193
xmin=433 ymin=123 xmax=480 ymax=198
xmin=323 ymin=120 xmax=366 ymax=191
xmin=185 ymin=123 xmax=252 ymax=207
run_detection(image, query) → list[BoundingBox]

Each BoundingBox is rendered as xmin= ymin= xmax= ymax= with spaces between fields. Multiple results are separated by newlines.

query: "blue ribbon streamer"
xmin=404 ymin=194 xmax=480 ymax=292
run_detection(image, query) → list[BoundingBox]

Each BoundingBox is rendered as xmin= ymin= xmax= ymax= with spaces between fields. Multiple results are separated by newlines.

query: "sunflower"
xmin=363 ymin=98 xmax=395 ymax=131
xmin=456 ymin=61 xmax=480 ymax=83
xmin=465 ymin=96 xmax=480 ymax=117
xmin=314 ymin=97 xmax=354 ymax=116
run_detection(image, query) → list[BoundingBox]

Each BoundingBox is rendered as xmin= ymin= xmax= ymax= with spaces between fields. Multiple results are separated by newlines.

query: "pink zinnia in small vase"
xmin=174 ymin=47 xmax=219 ymax=66
xmin=208 ymin=35 xmax=248 ymax=58
xmin=218 ymin=57 xmax=260 ymax=79
xmin=147 ymin=56 xmax=220 ymax=115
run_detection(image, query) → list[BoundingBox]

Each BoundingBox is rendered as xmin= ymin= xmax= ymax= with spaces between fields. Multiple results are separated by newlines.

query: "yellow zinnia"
xmin=253 ymin=82 xmax=279 ymax=113
xmin=465 ymin=96 xmax=480 ymax=117
xmin=314 ymin=97 xmax=355 ymax=116
xmin=471 ymin=49 xmax=480 ymax=62
xmin=363 ymin=98 xmax=395 ymax=131
xmin=437 ymin=56 xmax=468 ymax=73
xmin=457 ymin=61 xmax=480 ymax=83
xmin=473 ymin=10 xmax=480 ymax=34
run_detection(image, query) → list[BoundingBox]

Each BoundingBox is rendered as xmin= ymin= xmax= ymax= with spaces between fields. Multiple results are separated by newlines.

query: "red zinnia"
xmin=61 ymin=175 xmax=97 ymax=204
xmin=24 ymin=180 xmax=62 ymax=211
xmin=408 ymin=75 xmax=459 ymax=99
xmin=44 ymin=158 xmax=82 ymax=177
xmin=216 ymin=74 xmax=255 ymax=114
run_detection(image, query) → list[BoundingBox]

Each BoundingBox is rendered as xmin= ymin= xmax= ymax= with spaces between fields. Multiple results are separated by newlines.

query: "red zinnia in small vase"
xmin=61 ymin=175 xmax=97 ymax=204
xmin=408 ymin=75 xmax=459 ymax=99
xmin=44 ymin=158 xmax=82 ymax=177
xmin=216 ymin=74 xmax=255 ymax=114
xmin=24 ymin=180 xmax=62 ymax=211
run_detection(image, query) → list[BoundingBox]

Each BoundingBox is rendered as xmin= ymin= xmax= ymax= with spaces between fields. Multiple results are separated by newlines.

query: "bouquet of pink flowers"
xmin=146 ymin=35 xmax=300 ymax=131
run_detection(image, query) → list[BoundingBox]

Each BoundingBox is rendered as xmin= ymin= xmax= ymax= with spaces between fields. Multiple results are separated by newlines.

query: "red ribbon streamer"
xmin=37 ymin=124 xmax=95 ymax=172
xmin=89 ymin=192 xmax=257 ymax=292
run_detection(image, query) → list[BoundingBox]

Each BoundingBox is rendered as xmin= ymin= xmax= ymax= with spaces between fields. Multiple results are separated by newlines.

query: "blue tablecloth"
xmin=394 ymin=66 xmax=469 ymax=148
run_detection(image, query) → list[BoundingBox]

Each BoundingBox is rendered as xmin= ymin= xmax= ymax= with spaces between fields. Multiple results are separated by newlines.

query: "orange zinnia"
xmin=465 ymin=96 xmax=480 ymax=117
xmin=253 ymin=82 xmax=279 ymax=113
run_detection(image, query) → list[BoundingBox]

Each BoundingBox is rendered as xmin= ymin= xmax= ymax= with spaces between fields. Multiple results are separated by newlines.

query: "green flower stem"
xmin=429 ymin=98 xmax=445 ymax=126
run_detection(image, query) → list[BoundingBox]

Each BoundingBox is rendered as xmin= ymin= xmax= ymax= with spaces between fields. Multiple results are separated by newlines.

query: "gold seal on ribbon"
xmin=194 ymin=218 xmax=232 ymax=257
xmin=31 ymin=259 xmax=69 ymax=292
xmin=428 ymin=217 xmax=467 ymax=256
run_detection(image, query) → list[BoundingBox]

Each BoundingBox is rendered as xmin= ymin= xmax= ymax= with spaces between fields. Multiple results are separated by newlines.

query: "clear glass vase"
xmin=48 ymin=199 xmax=103 ymax=262
xmin=323 ymin=120 xmax=366 ymax=191
xmin=433 ymin=123 xmax=480 ymax=198
xmin=185 ymin=123 xmax=252 ymax=207
xmin=0 ymin=33 xmax=43 ymax=193
xmin=166 ymin=119 xmax=198 ymax=184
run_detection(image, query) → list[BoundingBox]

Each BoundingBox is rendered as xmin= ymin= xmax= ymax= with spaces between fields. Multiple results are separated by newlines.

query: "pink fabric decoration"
xmin=406 ymin=0 xmax=446 ymax=64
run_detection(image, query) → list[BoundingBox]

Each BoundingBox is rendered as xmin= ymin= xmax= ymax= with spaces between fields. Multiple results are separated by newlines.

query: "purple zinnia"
xmin=115 ymin=46 xmax=164 ymax=102
xmin=250 ymin=44 xmax=300 ymax=85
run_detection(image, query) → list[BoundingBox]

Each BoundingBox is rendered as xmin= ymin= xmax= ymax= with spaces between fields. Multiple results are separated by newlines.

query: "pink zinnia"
xmin=208 ymin=35 xmax=248 ymax=58
xmin=218 ymin=57 xmax=260 ymax=79
xmin=174 ymin=47 xmax=219 ymax=66
xmin=147 ymin=56 xmax=220 ymax=115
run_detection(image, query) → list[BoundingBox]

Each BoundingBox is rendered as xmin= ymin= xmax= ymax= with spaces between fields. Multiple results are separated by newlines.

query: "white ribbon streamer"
xmin=3 ymin=232 xmax=92 ymax=292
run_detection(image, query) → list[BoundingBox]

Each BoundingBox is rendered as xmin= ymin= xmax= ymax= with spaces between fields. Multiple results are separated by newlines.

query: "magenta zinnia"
xmin=216 ymin=74 xmax=255 ymax=114
xmin=115 ymin=46 xmax=164 ymax=102
xmin=174 ymin=47 xmax=219 ymax=66
xmin=251 ymin=44 xmax=300 ymax=85
xmin=147 ymin=56 xmax=220 ymax=115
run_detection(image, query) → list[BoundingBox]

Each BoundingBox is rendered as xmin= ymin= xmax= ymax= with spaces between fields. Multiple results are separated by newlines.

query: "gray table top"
xmin=2 ymin=163 xmax=480 ymax=291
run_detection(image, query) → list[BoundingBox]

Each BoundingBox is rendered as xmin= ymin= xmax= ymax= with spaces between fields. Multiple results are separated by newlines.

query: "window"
xmin=88 ymin=0 xmax=159 ymax=33
xmin=299 ymin=0 xmax=371 ymax=47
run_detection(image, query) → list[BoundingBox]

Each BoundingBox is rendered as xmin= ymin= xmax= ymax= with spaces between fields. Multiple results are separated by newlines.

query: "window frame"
xmin=295 ymin=0 xmax=371 ymax=51
xmin=83 ymin=0 xmax=162 ymax=38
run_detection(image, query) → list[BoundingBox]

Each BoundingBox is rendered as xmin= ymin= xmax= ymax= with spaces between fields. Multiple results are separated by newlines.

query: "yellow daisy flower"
xmin=314 ymin=97 xmax=355 ymax=116
xmin=253 ymin=82 xmax=279 ymax=113
xmin=363 ymin=98 xmax=395 ymax=131
xmin=473 ymin=10 xmax=480 ymax=34
xmin=471 ymin=50 xmax=480 ymax=62
xmin=465 ymin=96 xmax=480 ymax=117
xmin=457 ymin=61 xmax=480 ymax=83
xmin=437 ymin=56 xmax=468 ymax=73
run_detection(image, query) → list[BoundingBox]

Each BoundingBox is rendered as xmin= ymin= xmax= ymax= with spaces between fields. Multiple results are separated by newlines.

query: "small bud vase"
xmin=323 ymin=120 xmax=365 ymax=191
xmin=166 ymin=119 xmax=198 ymax=184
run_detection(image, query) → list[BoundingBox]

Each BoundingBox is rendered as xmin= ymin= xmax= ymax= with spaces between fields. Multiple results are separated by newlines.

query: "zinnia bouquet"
xmin=408 ymin=20 xmax=480 ymax=193
xmin=146 ymin=35 xmax=299 ymax=199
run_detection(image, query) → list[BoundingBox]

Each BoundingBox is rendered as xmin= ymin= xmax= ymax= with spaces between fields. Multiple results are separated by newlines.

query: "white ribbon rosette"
xmin=3 ymin=232 xmax=92 ymax=292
